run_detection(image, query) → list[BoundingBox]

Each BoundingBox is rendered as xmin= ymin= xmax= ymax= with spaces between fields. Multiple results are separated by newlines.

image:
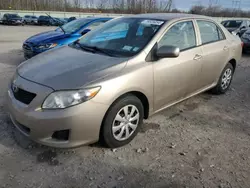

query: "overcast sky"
xmin=174 ymin=0 xmax=250 ymax=10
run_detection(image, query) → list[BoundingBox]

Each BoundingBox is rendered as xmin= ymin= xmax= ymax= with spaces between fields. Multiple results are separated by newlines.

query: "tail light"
xmin=241 ymin=42 xmax=244 ymax=47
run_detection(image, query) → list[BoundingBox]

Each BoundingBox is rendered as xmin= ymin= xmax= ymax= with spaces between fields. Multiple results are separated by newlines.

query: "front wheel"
xmin=101 ymin=95 xmax=144 ymax=148
xmin=211 ymin=63 xmax=234 ymax=94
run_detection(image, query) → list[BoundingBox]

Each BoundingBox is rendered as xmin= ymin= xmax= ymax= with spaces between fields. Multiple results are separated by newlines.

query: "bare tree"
xmin=2 ymin=0 xmax=250 ymax=17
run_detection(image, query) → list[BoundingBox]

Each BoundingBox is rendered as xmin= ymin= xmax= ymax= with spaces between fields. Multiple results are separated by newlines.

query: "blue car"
xmin=23 ymin=17 xmax=112 ymax=59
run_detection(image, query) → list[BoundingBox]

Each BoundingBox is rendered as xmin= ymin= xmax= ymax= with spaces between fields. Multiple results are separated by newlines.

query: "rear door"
xmin=153 ymin=20 xmax=203 ymax=111
xmin=195 ymin=20 xmax=230 ymax=88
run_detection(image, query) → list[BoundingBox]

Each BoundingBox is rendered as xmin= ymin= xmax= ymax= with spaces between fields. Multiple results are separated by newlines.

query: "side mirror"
xmin=156 ymin=45 xmax=180 ymax=58
xmin=81 ymin=29 xmax=91 ymax=35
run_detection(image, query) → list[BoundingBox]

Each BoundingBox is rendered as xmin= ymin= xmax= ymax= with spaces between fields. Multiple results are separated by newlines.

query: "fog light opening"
xmin=52 ymin=130 xmax=70 ymax=141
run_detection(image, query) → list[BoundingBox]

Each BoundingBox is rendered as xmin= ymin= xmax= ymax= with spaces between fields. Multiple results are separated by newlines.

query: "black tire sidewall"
xmin=101 ymin=95 xmax=144 ymax=148
xmin=217 ymin=63 xmax=234 ymax=94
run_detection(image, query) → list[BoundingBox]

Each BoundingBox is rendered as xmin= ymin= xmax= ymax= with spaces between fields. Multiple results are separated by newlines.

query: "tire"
xmin=211 ymin=63 xmax=234 ymax=94
xmin=101 ymin=95 xmax=144 ymax=148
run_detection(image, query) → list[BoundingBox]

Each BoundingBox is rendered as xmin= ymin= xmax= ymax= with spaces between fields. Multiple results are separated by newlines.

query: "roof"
xmin=129 ymin=13 xmax=210 ymax=21
xmin=80 ymin=17 xmax=113 ymax=21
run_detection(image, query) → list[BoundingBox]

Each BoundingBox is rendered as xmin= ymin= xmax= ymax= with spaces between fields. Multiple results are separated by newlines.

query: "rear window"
xmin=8 ymin=14 xmax=20 ymax=18
xmin=222 ymin=20 xmax=242 ymax=28
xmin=39 ymin=16 xmax=49 ymax=19
xmin=197 ymin=20 xmax=225 ymax=44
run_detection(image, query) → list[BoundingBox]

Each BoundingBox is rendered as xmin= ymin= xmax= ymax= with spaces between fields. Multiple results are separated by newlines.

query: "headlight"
xmin=37 ymin=43 xmax=57 ymax=49
xmin=42 ymin=87 xmax=101 ymax=109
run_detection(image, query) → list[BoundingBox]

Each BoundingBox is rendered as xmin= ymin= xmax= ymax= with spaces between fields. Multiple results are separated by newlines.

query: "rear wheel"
xmin=211 ymin=63 xmax=234 ymax=94
xmin=101 ymin=95 xmax=144 ymax=148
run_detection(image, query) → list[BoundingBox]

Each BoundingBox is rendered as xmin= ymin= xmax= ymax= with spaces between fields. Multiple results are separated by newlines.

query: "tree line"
xmin=1 ymin=0 xmax=250 ymax=17
xmin=0 ymin=0 xmax=171 ymax=13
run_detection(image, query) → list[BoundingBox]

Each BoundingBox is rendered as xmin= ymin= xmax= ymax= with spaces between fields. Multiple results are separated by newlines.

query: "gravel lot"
xmin=0 ymin=25 xmax=250 ymax=188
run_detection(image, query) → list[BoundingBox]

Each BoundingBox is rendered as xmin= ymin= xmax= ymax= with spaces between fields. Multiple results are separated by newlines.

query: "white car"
xmin=23 ymin=15 xmax=38 ymax=25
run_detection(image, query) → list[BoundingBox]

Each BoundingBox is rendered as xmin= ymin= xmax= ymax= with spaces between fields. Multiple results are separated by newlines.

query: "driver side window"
xmin=158 ymin=21 xmax=196 ymax=51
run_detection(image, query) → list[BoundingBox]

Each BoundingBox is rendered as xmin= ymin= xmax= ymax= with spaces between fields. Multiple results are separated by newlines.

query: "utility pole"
xmin=164 ymin=0 xmax=173 ymax=12
xmin=232 ymin=0 xmax=241 ymax=16
xmin=209 ymin=0 xmax=220 ymax=7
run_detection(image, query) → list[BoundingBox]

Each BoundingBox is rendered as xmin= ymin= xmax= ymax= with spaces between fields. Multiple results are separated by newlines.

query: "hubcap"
xmin=112 ymin=105 xmax=140 ymax=141
xmin=221 ymin=68 xmax=232 ymax=90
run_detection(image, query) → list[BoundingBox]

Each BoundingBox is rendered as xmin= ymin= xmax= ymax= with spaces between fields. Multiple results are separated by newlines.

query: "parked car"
xmin=23 ymin=15 xmax=38 ymax=25
xmin=221 ymin=19 xmax=250 ymax=37
xmin=8 ymin=14 xmax=242 ymax=148
xmin=2 ymin=13 xmax=23 ymax=25
xmin=23 ymin=17 xmax=112 ymax=59
xmin=240 ymin=29 xmax=250 ymax=53
xmin=50 ymin=17 xmax=67 ymax=26
xmin=37 ymin=15 xmax=53 ymax=25
xmin=68 ymin=17 xmax=76 ymax=22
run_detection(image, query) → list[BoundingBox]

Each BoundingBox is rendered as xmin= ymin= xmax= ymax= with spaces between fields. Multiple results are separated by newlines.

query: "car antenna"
xmin=45 ymin=13 xmax=66 ymax=34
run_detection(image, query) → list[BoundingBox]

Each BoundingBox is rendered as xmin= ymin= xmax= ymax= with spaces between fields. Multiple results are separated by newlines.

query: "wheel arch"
xmin=105 ymin=91 xmax=150 ymax=120
xmin=228 ymin=58 xmax=236 ymax=72
xmin=99 ymin=90 xmax=150 ymax=144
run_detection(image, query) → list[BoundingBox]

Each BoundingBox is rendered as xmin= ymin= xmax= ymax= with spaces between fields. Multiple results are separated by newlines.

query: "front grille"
xmin=12 ymin=86 xmax=36 ymax=105
xmin=23 ymin=44 xmax=31 ymax=51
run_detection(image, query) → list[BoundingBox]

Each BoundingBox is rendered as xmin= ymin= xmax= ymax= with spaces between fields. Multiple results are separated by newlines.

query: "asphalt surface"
xmin=0 ymin=25 xmax=250 ymax=188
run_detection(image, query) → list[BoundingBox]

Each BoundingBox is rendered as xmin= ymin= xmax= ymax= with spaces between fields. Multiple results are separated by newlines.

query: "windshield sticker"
xmin=141 ymin=20 xmax=164 ymax=26
xmin=123 ymin=45 xmax=133 ymax=51
xmin=133 ymin=47 xmax=139 ymax=52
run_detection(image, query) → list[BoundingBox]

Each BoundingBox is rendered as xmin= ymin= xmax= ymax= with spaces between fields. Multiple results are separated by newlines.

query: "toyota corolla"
xmin=7 ymin=14 xmax=242 ymax=148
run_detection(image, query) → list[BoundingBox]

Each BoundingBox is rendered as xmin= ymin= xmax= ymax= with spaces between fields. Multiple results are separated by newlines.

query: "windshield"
xmin=39 ymin=16 xmax=49 ymax=20
xmin=9 ymin=14 xmax=20 ymax=18
xmin=78 ymin=17 xmax=165 ymax=57
xmin=222 ymin=20 xmax=242 ymax=28
xmin=61 ymin=19 xmax=90 ymax=34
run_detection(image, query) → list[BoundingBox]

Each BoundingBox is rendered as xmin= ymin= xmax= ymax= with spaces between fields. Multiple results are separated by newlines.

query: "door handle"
xmin=223 ymin=46 xmax=229 ymax=51
xmin=194 ymin=54 xmax=202 ymax=60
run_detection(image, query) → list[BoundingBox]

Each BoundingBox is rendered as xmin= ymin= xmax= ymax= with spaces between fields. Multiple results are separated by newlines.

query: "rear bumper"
xmin=38 ymin=21 xmax=50 ymax=25
xmin=243 ymin=42 xmax=250 ymax=52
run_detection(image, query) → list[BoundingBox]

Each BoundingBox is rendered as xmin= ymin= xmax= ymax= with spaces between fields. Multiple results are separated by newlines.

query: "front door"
xmin=153 ymin=20 xmax=203 ymax=111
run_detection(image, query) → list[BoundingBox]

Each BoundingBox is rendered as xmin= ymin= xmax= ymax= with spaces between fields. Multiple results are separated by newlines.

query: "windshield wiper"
xmin=45 ymin=13 xmax=65 ymax=34
xmin=77 ymin=43 xmax=115 ymax=57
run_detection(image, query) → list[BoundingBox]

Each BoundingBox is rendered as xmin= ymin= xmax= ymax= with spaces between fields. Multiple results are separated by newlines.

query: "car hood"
xmin=17 ymin=46 xmax=128 ymax=90
xmin=25 ymin=30 xmax=69 ymax=44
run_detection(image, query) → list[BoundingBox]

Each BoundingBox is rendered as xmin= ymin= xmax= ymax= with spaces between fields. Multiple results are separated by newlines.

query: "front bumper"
xmin=10 ymin=20 xmax=22 ymax=25
xmin=22 ymin=43 xmax=40 ymax=59
xmin=7 ymin=75 xmax=109 ymax=148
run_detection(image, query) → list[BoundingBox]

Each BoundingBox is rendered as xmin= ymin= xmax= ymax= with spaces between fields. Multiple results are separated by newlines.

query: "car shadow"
xmin=0 ymin=49 xmax=25 ymax=67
